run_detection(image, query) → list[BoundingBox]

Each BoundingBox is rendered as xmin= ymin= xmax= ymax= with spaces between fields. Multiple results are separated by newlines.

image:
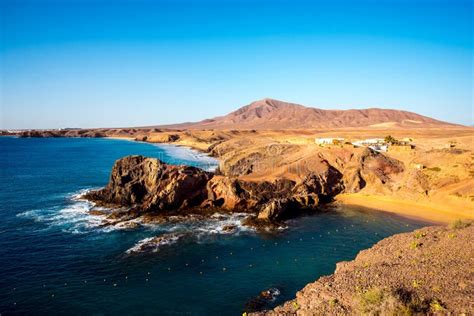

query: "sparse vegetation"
xmin=292 ymin=301 xmax=299 ymax=310
xmin=329 ymin=298 xmax=338 ymax=308
xmin=430 ymin=299 xmax=445 ymax=312
xmin=358 ymin=288 xmax=385 ymax=313
xmin=410 ymin=241 xmax=422 ymax=249
xmin=412 ymin=280 xmax=421 ymax=288
xmin=384 ymin=135 xmax=398 ymax=144
xmin=449 ymin=219 xmax=471 ymax=229
xmin=356 ymin=288 xmax=421 ymax=315
xmin=413 ymin=232 xmax=426 ymax=239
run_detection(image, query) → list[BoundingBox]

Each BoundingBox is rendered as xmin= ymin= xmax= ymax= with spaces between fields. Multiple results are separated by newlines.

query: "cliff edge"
xmin=251 ymin=222 xmax=473 ymax=315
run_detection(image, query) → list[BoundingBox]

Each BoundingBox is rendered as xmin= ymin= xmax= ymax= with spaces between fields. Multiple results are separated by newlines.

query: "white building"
xmin=352 ymin=138 xmax=388 ymax=152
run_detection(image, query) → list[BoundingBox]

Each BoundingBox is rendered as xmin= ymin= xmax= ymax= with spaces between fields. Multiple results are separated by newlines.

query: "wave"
xmin=16 ymin=189 xmax=109 ymax=234
xmin=125 ymin=233 xmax=186 ymax=254
xmin=17 ymin=189 xmax=253 ymax=239
xmin=125 ymin=213 xmax=253 ymax=254
xmin=147 ymin=212 xmax=252 ymax=236
xmin=154 ymin=143 xmax=219 ymax=172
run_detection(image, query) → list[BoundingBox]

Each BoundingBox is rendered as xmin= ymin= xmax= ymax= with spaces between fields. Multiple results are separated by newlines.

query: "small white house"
xmin=352 ymin=138 xmax=385 ymax=147
xmin=369 ymin=144 xmax=388 ymax=152
xmin=352 ymin=138 xmax=388 ymax=152
xmin=315 ymin=137 xmax=344 ymax=145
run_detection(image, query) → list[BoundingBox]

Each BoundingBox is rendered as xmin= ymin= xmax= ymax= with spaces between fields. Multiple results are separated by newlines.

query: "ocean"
xmin=0 ymin=137 xmax=427 ymax=315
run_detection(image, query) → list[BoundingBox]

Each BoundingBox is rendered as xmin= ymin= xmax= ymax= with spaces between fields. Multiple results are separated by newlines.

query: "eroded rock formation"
xmin=84 ymin=155 xmax=347 ymax=224
xmin=84 ymin=156 xmax=212 ymax=213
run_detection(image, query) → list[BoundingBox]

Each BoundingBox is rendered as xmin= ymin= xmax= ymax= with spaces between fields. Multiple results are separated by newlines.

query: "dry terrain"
xmin=10 ymin=99 xmax=474 ymax=223
xmin=251 ymin=222 xmax=474 ymax=315
xmin=7 ymin=99 xmax=474 ymax=315
xmin=98 ymin=127 xmax=473 ymax=224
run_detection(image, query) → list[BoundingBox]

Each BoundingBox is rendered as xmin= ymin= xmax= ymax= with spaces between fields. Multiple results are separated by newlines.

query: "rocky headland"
xmin=5 ymin=98 xmax=473 ymax=314
xmin=250 ymin=222 xmax=473 ymax=315
xmin=82 ymin=154 xmax=347 ymax=228
xmin=6 ymin=98 xmax=473 ymax=226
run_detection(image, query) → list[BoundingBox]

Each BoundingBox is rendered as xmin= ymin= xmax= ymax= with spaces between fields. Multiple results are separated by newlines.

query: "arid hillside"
xmin=12 ymin=126 xmax=474 ymax=224
xmin=163 ymin=98 xmax=457 ymax=130
xmin=251 ymin=222 xmax=473 ymax=315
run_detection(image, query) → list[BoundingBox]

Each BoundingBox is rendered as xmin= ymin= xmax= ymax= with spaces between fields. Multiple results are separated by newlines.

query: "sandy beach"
xmin=336 ymin=193 xmax=474 ymax=224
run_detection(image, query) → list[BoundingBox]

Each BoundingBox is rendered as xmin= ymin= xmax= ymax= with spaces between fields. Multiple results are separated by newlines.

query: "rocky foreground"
xmin=83 ymin=155 xmax=345 ymax=227
xmin=251 ymin=222 xmax=473 ymax=315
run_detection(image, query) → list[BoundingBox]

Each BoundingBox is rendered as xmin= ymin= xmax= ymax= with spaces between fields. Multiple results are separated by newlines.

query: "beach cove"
xmin=0 ymin=137 xmax=428 ymax=314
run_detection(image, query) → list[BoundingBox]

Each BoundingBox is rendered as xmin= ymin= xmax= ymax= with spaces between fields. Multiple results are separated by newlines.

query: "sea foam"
xmin=154 ymin=143 xmax=219 ymax=172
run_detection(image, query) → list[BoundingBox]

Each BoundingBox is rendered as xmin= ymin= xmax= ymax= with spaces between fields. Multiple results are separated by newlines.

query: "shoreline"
xmin=105 ymin=136 xmax=220 ymax=171
xmin=336 ymin=193 xmax=474 ymax=225
xmin=6 ymin=133 xmax=473 ymax=227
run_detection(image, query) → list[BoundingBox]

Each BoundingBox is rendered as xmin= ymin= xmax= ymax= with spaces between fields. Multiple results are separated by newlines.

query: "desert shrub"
xmin=449 ymin=219 xmax=471 ymax=229
xmin=430 ymin=299 xmax=445 ymax=312
xmin=356 ymin=288 xmax=413 ymax=315
xmin=413 ymin=232 xmax=426 ymax=239
xmin=358 ymin=288 xmax=384 ymax=313
xmin=357 ymin=287 xmax=436 ymax=315
xmin=384 ymin=135 xmax=398 ymax=144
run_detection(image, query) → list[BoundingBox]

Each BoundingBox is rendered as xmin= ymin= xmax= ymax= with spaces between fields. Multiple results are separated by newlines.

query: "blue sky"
xmin=1 ymin=0 xmax=472 ymax=128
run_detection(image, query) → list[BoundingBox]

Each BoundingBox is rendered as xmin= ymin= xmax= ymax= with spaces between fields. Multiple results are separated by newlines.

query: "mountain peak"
xmin=168 ymin=99 xmax=457 ymax=130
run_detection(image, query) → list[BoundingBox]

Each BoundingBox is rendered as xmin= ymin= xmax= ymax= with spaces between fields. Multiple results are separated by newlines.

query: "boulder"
xmin=257 ymin=199 xmax=293 ymax=220
xmin=85 ymin=155 xmax=212 ymax=214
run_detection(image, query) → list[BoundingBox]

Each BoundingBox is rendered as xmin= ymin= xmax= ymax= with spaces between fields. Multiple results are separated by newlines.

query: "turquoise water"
xmin=0 ymin=137 xmax=426 ymax=315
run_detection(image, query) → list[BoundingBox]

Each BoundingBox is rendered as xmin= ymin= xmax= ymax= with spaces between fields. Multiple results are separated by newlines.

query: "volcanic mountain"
xmin=167 ymin=98 xmax=456 ymax=130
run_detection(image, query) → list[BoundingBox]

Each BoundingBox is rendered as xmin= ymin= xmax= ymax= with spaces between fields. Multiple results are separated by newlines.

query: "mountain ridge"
xmin=158 ymin=98 xmax=458 ymax=130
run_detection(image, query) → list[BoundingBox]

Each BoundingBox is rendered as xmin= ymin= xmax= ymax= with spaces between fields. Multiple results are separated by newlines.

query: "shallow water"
xmin=0 ymin=137 xmax=427 ymax=315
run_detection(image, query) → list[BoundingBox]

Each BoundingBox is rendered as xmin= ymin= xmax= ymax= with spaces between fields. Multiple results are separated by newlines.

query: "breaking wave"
xmin=17 ymin=189 xmax=253 ymax=241
xmin=154 ymin=143 xmax=219 ymax=172
xmin=16 ymin=189 xmax=107 ymax=234
xmin=125 ymin=233 xmax=186 ymax=254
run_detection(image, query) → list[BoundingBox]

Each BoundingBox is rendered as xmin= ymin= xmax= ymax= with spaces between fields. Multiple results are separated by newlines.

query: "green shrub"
xmin=413 ymin=232 xmax=426 ymax=239
xmin=449 ymin=219 xmax=471 ymax=229
xmin=410 ymin=241 xmax=422 ymax=249
xmin=384 ymin=135 xmax=398 ymax=144
xmin=329 ymin=298 xmax=338 ymax=308
xmin=430 ymin=299 xmax=445 ymax=312
xmin=358 ymin=288 xmax=384 ymax=313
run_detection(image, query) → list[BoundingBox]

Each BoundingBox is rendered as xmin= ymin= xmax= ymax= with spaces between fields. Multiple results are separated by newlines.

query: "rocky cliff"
xmin=85 ymin=156 xmax=212 ymax=213
xmin=251 ymin=222 xmax=473 ymax=315
xmin=84 ymin=155 xmax=346 ymax=225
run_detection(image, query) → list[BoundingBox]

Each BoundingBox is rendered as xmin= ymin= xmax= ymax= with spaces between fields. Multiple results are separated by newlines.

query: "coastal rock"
xmin=221 ymin=224 xmax=238 ymax=233
xmin=125 ymin=232 xmax=186 ymax=254
xmin=84 ymin=155 xmax=347 ymax=226
xmin=342 ymin=148 xmax=405 ymax=193
xmin=205 ymin=176 xmax=256 ymax=211
xmin=85 ymin=155 xmax=213 ymax=214
xmin=257 ymin=168 xmax=344 ymax=221
xmin=257 ymin=199 xmax=292 ymax=221
xmin=251 ymin=223 xmax=474 ymax=315
xmin=245 ymin=287 xmax=282 ymax=313
xmin=293 ymin=167 xmax=344 ymax=202
xmin=205 ymin=176 xmax=296 ymax=212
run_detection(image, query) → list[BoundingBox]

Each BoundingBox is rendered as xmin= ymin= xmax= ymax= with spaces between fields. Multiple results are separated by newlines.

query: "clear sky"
xmin=1 ymin=0 xmax=472 ymax=129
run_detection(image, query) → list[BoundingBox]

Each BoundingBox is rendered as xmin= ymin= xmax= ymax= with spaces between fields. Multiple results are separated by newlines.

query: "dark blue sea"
xmin=0 ymin=137 xmax=427 ymax=315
